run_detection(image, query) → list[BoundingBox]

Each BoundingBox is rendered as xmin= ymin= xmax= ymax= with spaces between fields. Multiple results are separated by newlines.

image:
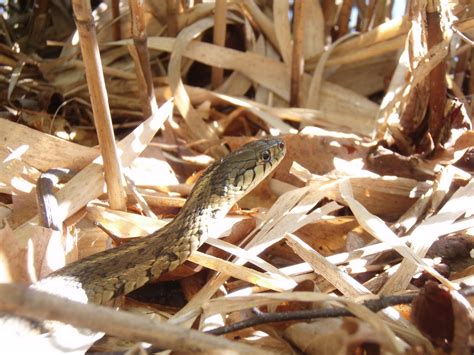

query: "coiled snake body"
xmin=35 ymin=138 xmax=286 ymax=306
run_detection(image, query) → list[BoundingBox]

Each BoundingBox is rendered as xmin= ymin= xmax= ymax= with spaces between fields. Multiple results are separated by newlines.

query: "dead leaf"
xmin=284 ymin=318 xmax=388 ymax=355
xmin=411 ymin=281 xmax=454 ymax=347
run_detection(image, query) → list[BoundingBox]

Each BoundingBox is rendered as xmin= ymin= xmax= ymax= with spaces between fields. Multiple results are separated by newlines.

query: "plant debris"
xmin=0 ymin=0 xmax=473 ymax=354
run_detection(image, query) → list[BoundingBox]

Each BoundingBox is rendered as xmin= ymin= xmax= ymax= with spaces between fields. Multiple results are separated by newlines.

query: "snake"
xmin=33 ymin=138 xmax=286 ymax=307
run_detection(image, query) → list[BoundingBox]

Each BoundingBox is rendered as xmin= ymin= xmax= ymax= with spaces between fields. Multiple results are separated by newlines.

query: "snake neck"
xmin=165 ymin=181 xmax=237 ymax=248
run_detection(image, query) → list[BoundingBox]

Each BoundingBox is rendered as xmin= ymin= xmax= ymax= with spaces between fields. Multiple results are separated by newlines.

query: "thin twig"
xmin=207 ymin=287 xmax=474 ymax=335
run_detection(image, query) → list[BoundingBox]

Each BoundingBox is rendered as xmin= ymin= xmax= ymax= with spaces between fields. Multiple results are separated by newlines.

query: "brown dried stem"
xmin=111 ymin=0 xmax=121 ymax=41
xmin=167 ymin=0 xmax=179 ymax=37
xmin=129 ymin=0 xmax=159 ymax=118
xmin=336 ymin=0 xmax=353 ymax=38
xmin=427 ymin=1 xmax=447 ymax=148
xmin=72 ymin=0 xmax=127 ymax=211
xmin=211 ymin=0 xmax=227 ymax=89
xmin=290 ymin=0 xmax=305 ymax=107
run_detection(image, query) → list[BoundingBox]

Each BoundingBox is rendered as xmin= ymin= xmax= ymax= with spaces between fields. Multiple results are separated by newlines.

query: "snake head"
xmin=184 ymin=137 xmax=286 ymax=217
xmin=218 ymin=137 xmax=287 ymax=197
xmin=239 ymin=137 xmax=286 ymax=171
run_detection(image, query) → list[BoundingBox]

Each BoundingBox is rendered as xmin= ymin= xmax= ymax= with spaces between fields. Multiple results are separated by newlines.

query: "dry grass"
xmin=0 ymin=0 xmax=473 ymax=354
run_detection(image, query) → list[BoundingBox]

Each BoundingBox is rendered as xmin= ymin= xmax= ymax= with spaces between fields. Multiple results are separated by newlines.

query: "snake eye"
xmin=278 ymin=141 xmax=285 ymax=150
xmin=261 ymin=150 xmax=271 ymax=162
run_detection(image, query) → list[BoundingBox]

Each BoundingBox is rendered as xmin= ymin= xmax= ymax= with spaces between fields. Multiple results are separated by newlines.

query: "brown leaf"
xmin=411 ymin=281 xmax=456 ymax=349
xmin=284 ymin=318 xmax=386 ymax=355
xmin=366 ymin=145 xmax=435 ymax=180
xmin=427 ymin=234 xmax=474 ymax=260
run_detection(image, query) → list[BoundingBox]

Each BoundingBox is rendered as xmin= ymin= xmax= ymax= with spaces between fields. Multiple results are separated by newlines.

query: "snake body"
xmin=35 ymin=138 xmax=286 ymax=306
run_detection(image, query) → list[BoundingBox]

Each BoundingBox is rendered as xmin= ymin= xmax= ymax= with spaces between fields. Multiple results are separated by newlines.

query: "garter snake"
xmin=35 ymin=138 xmax=286 ymax=305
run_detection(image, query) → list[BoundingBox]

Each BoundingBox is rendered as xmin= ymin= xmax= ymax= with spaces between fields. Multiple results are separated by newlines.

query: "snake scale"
xmin=34 ymin=138 xmax=286 ymax=307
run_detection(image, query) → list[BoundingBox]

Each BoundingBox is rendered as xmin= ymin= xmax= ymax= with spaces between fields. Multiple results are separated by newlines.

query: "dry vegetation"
xmin=0 ymin=0 xmax=473 ymax=354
